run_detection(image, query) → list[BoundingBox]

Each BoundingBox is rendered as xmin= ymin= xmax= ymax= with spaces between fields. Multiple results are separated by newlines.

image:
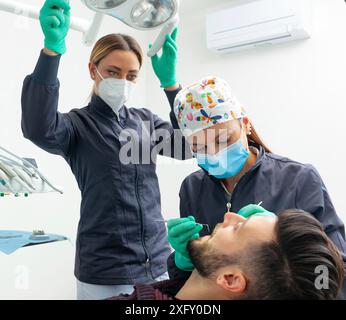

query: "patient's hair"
xmin=243 ymin=210 xmax=345 ymax=300
xmin=189 ymin=210 xmax=345 ymax=299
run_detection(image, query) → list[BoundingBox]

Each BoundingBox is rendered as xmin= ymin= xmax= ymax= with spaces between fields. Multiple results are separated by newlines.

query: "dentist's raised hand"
xmin=150 ymin=28 xmax=179 ymax=90
xmin=40 ymin=0 xmax=71 ymax=55
xmin=168 ymin=216 xmax=203 ymax=271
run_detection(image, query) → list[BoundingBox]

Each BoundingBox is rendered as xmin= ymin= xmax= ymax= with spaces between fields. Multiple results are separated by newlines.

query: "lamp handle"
xmin=147 ymin=15 xmax=179 ymax=57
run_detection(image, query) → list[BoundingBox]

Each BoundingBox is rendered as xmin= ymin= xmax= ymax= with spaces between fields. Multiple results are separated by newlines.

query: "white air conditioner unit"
xmin=206 ymin=0 xmax=311 ymax=54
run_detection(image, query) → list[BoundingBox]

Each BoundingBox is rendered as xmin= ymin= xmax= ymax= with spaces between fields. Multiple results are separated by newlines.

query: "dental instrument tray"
xmin=0 ymin=145 xmax=63 ymax=196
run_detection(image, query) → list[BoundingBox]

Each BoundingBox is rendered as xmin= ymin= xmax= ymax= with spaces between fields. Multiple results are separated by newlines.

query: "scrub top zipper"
xmin=134 ymin=165 xmax=153 ymax=279
xmin=118 ymin=114 xmax=153 ymax=280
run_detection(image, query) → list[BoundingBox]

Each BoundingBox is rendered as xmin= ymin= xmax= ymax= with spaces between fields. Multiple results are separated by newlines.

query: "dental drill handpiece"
xmin=0 ymin=145 xmax=63 ymax=194
xmin=0 ymin=162 xmax=34 ymax=192
xmin=0 ymin=167 xmax=14 ymax=193
xmin=12 ymin=167 xmax=37 ymax=191
xmin=0 ymin=154 xmax=37 ymax=178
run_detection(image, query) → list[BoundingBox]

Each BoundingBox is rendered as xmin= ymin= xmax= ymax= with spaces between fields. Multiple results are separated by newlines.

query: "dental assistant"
xmin=21 ymin=0 xmax=184 ymax=300
xmin=166 ymin=76 xmax=346 ymax=298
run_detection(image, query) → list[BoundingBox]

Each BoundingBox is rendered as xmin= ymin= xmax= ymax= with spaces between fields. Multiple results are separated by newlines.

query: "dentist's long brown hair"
xmin=247 ymin=120 xmax=272 ymax=153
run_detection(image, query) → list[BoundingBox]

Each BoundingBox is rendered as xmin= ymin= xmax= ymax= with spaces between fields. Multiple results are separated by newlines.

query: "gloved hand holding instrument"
xmin=168 ymin=216 xmax=204 ymax=271
xmin=39 ymin=0 xmax=71 ymax=55
xmin=167 ymin=204 xmax=276 ymax=271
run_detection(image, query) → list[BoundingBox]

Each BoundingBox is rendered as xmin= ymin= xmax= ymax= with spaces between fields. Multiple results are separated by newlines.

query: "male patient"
xmin=110 ymin=209 xmax=345 ymax=300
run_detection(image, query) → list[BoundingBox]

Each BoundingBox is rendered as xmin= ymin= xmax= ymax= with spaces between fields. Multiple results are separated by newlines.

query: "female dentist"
xmin=165 ymin=76 xmax=346 ymax=298
xmin=21 ymin=0 xmax=184 ymax=300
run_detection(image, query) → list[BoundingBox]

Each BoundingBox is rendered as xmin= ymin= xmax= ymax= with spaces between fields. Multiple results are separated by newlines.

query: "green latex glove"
xmin=175 ymin=252 xmax=195 ymax=271
xmin=39 ymin=0 xmax=71 ymax=55
xmin=168 ymin=216 xmax=203 ymax=271
xmin=150 ymin=28 xmax=178 ymax=88
xmin=238 ymin=204 xmax=276 ymax=219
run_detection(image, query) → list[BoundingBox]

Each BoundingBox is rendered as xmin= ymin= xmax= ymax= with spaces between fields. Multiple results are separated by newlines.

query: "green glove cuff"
xmin=175 ymin=252 xmax=194 ymax=271
xmin=160 ymin=77 xmax=178 ymax=88
xmin=44 ymin=39 xmax=66 ymax=55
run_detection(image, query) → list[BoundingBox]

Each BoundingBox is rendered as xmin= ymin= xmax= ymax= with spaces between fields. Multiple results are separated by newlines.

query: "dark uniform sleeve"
xmin=295 ymin=165 xmax=346 ymax=299
xmin=151 ymin=87 xmax=192 ymax=160
xmin=21 ymin=50 xmax=75 ymax=158
xmin=164 ymin=87 xmax=181 ymax=131
xmin=167 ymin=180 xmax=194 ymax=280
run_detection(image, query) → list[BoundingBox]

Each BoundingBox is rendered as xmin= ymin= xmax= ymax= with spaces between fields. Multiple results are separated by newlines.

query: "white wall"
xmin=0 ymin=0 xmax=345 ymax=299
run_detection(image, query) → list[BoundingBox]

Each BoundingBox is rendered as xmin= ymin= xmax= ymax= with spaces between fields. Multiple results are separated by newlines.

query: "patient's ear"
xmin=216 ymin=270 xmax=247 ymax=294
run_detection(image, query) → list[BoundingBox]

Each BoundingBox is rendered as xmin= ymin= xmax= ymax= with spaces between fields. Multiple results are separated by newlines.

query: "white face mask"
xmin=96 ymin=68 xmax=136 ymax=117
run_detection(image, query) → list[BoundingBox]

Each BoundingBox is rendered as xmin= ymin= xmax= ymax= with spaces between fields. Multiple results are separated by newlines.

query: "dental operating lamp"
xmin=81 ymin=0 xmax=180 ymax=56
xmin=0 ymin=0 xmax=180 ymax=55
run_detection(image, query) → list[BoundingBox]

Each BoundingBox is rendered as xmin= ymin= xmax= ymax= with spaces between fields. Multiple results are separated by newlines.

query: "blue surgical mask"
xmin=193 ymin=138 xmax=250 ymax=179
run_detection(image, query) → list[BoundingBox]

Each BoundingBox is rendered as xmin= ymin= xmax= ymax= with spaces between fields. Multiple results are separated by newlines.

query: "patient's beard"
xmin=187 ymin=239 xmax=212 ymax=277
xmin=187 ymin=238 xmax=240 ymax=278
